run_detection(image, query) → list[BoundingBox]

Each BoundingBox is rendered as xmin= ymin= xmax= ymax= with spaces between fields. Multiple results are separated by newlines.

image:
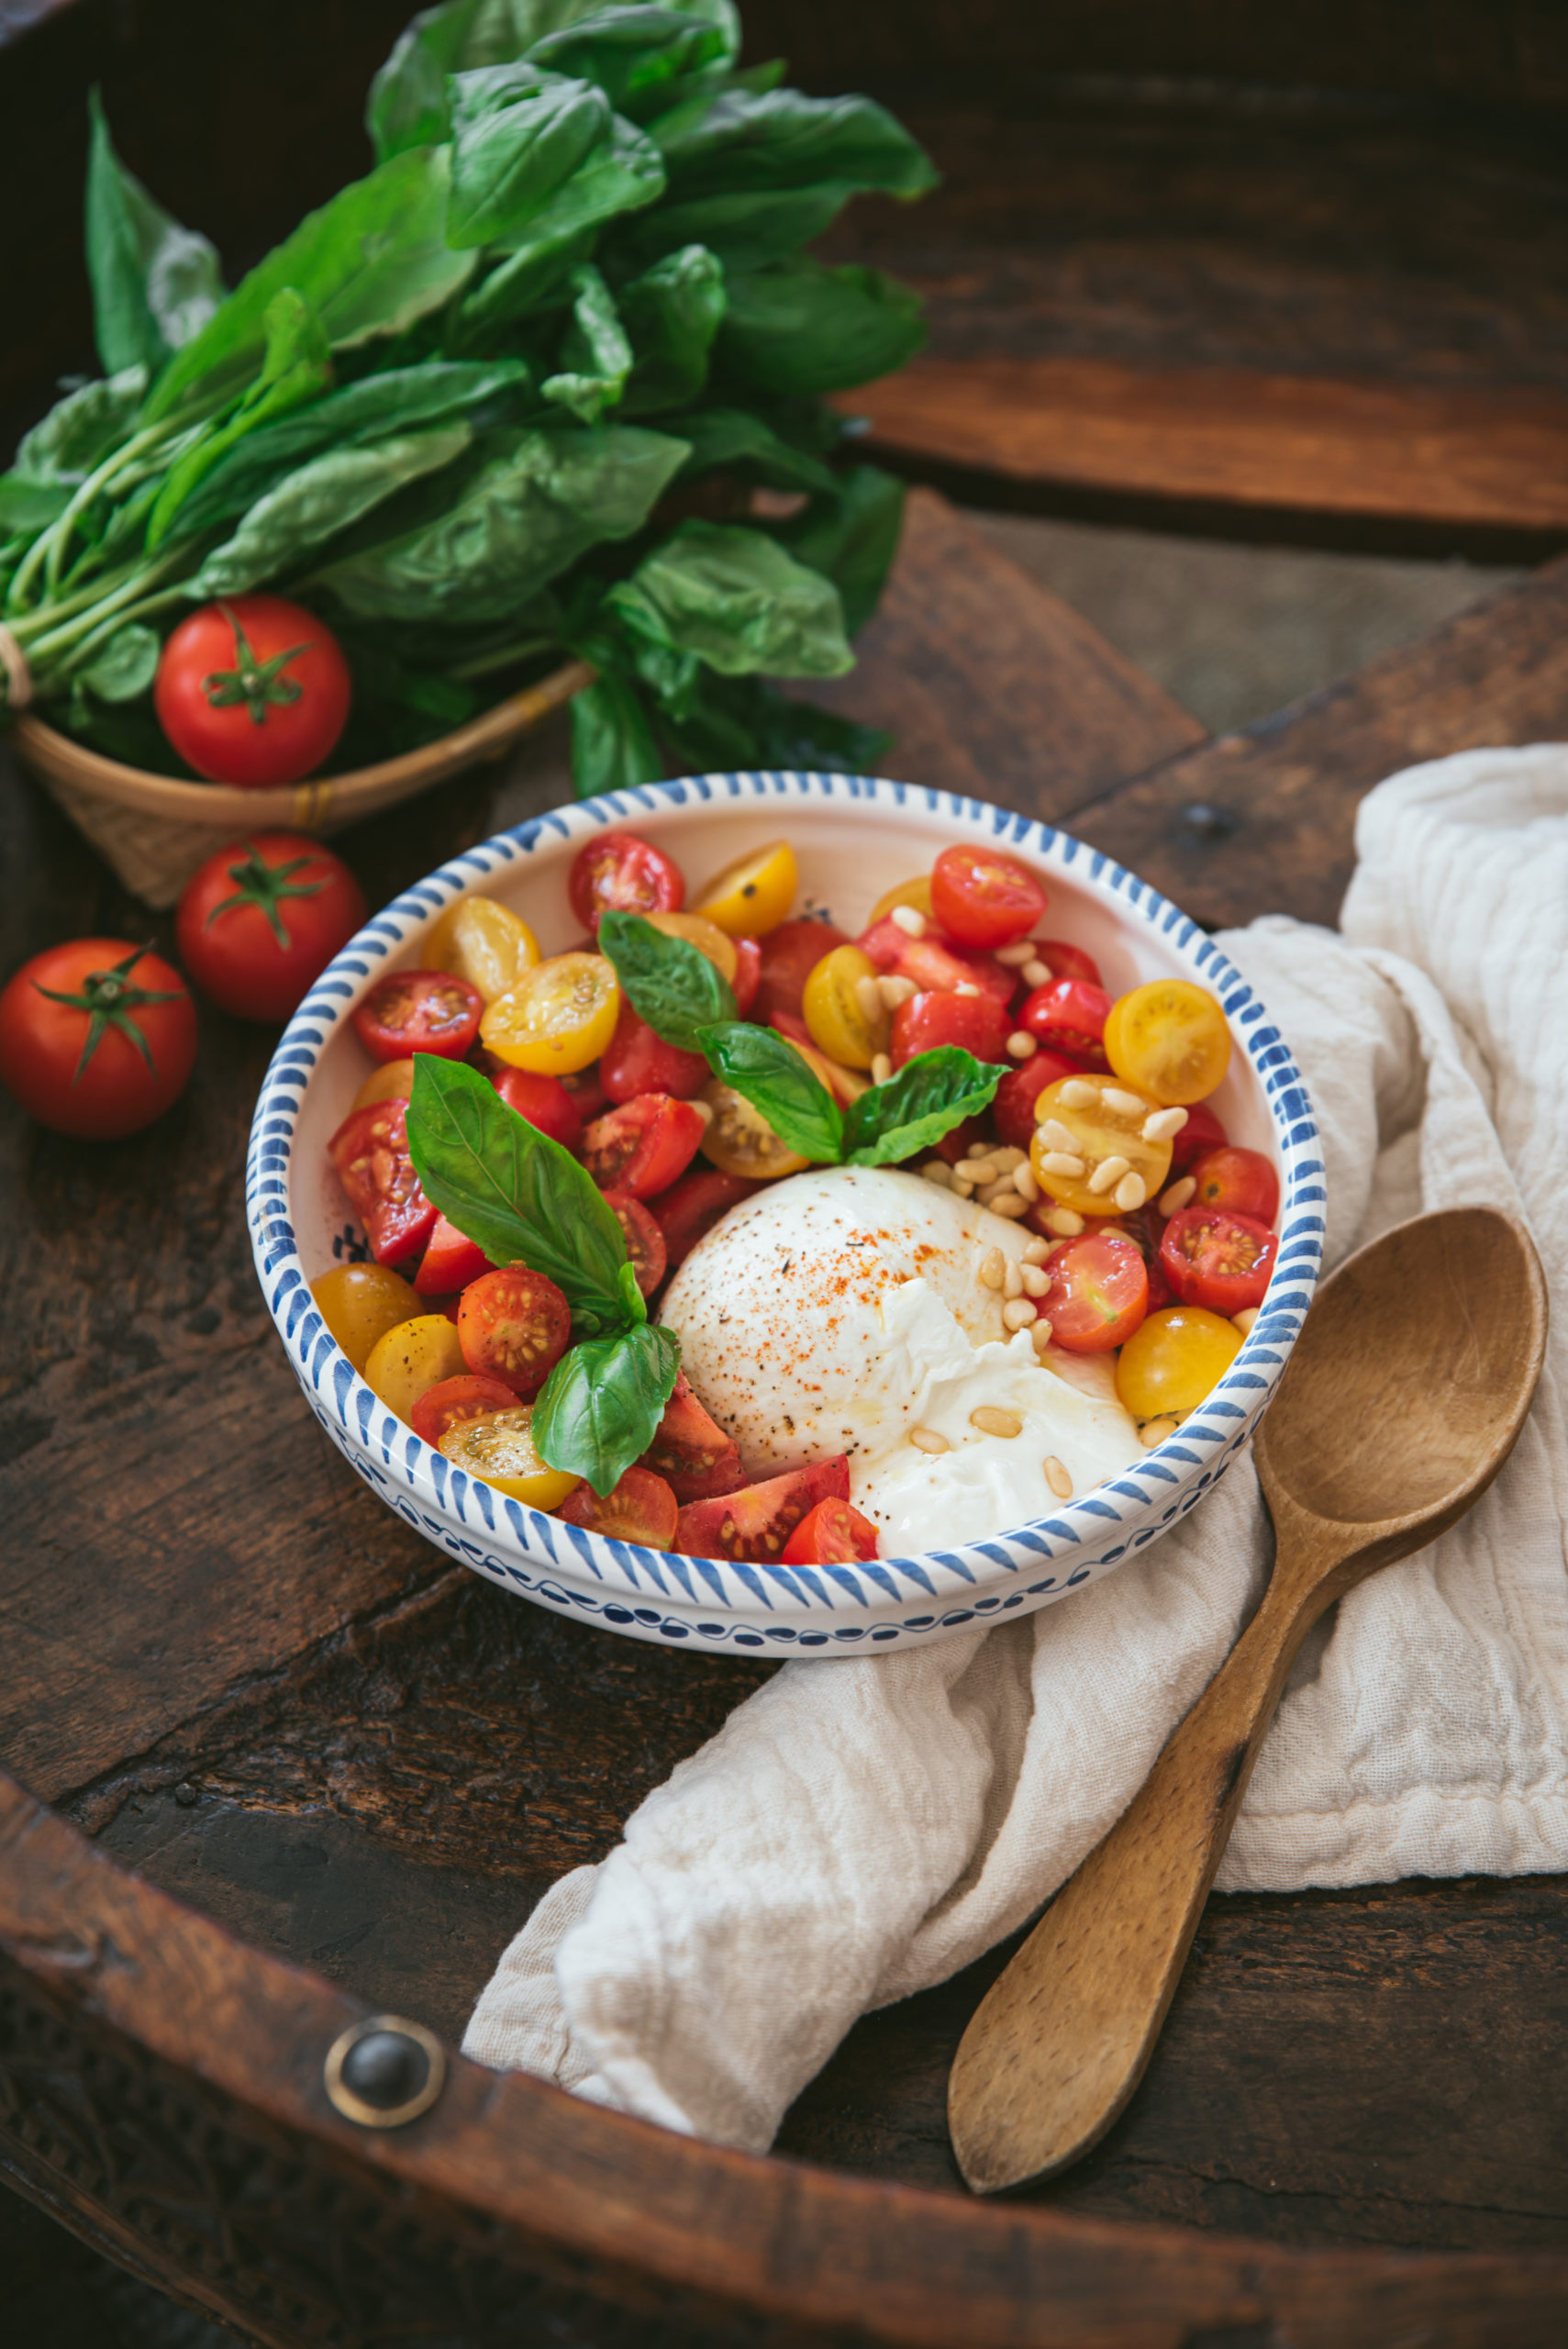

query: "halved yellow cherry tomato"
xmin=1116 ymin=1306 xmax=1243 ymax=1420
xmin=481 ymin=952 xmax=619 ymax=1074
xmin=691 ymin=840 xmax=796 ymax=937
xmin=803 ymin=943 xmax=886 ymax=1070
xmin=697 ymin=1076 xmax=810 ymax=1178
xmin=868 ymin=874 xmax=933 ymax=925
xmin=363 ymin=1312 xmax=466 ymax=1420
xmin=311 ymin=1262 xmax=421 ymax=1371
xmin=1029 ymin=1072 xmax=1173 ymax=1219
xmin=426 ymin=895 xmax=539 ymax=1004
xmin=1105 ymin=979 xmax=1230 ymax=1106
xmin=439 ymin=1404 xmax=581 ymax=1508
xmin=351 ymin=1057 xmax=417 ymax=1113
xmin=644 ymin=909 xmax=738 ymax=985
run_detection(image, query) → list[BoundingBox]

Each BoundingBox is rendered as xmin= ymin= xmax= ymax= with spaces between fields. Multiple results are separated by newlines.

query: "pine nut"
xmin=979 ymin=1178 xmax=1016 ymax=1208
xmin=1022 ymin=1238 xmax=1051 ymax=1264
xmin=1029 ymin=1317 xmax=1055 ymax=1354
xmin=1143 ymin=1106 xmax=1189 ymax=1142
xmin=987 ymin=1194 xmax=1029 ymax=1219
xmin=1006 ymin=1030 xmax=1038 ymax=1060
xmin=995 ymin=939 xmax=1038 ymax=967
xmin=1232 ymin=1307 xmax=1261 ymax=1336
xmin=1012 ymin=1162 xmax=1040 ymax=1202
xmin=878 ymin=973 xmax=917 ymax=1009
xmin=890 ymin=903 xmax=927 ymax=937
xmin=1004 ymin=1258 xmax=1023 ymax=1298
xmin=1114 ymin=1171 xmax=1147 ymax=1213
xmin=979 ymin=1245 xmax=1006 ymax=1289
xmin=1021 ymin=1264 xmax=1051 ymax=1296
xmin=1045 ymin=1207 xmax=1084 ymax=1236
xmin=971 ymin=1406 xmax=1022 ymax=1439
xmin=955 ymin=1157 xmax=996 ymax=1185
xmin=1002 ymin=1297 xmax=1038 ymax=1330
xmin=921 ymin=1159 xmax=952 ymax=1187
xmin=1087 ymin=1153 xmax=1130 ymax=1195
xmin=1058 ymin=1077 xmax=1098 ymax=1108
xmin=951 ymin=1175 xmax=974 ymax=1197
xmin=989 ymin=1146 xmax=1027 ymax=1172
xmin=1043 ymin=1455 xmax=1073 ymax=1499
xmin=689 ymin=1097 xmax=715 ymax=1125
xmin=1103 ymin=1086 xmax=1147 ymax=1119
xmin=1139 ymin=1417 xmax=1179 ymax=1448
xmin=910 ymin=1426 xmax=950 ymax=1453
xmin=1159 ymin=1174 xmax=1196 ymax=1216
xmin=1040 ymin=1151 xmax=1086 ymax=1178
xmin=954 ymin=981 xmax=981 ymax=998
xmin=1022 ymin=958 xmax=1051 ymax=988
xmin=1036 ymin=1116 xmax=1080 ymax=1153
xmin=871 ymin=1052 xmax=892 ymax=1085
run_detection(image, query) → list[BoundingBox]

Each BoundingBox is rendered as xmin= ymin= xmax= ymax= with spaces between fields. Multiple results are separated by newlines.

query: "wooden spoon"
xmin=948 ymin=1204 xmax=1547 ymax=2196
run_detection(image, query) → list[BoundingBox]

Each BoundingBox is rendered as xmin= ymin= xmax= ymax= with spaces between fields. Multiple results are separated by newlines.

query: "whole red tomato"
xmin=175 ymin=831 xmax=366 ymax=1022
xmin=155 ymin=596 xmax=351 ymax=785
xmin=0 ymin=939 xmax=196 ymax=1139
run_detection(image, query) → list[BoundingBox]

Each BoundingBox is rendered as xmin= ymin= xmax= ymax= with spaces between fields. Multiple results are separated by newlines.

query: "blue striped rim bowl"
xmin=248 ymin=772 xmax=1322 ymax=1657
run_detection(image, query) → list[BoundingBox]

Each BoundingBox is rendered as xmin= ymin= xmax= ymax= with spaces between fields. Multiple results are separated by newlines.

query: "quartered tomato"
xmin=991 ymin=1052 xmax=1087 ymax=1151
xmin=929 ymin=845 xmax=1046 ymax=949
xmin=0 ymin=939 xmax=196 ymax=1140
xmin=410 ymin=1372 xmax=518 ymax=1447
xmin=1040 ymin=1230 xmax=1150 ymax=1353
xmin=675 ymin=1454 xmax=851 ymax=1562
xmin=490 ymin=1065 xmax=584 ymax=1150
xmin=1028 ymin=1072 xmax=1173 ymax=1219
xmin=568 ymin=831 xmax=684 ymax=933
xmin=583 ymin=1092 xmax=706 ymax=1199
xmin=803 ymin=942 xmax=886 ymax=1070
xmin=1019 ymin=977 xmax=1112 ymax=1066
xmin=425 ymin=895 xmax=539 ymax=1003
xmin=1105 ymin=978 xmax=1230 ymax=1106
xmin=867 ymin=874 xmax=932 ymax=926
xmin=176 ymin=833 xmax=365 ymax=1022
xmin=352 ymin=969 xmax=483 ymax=1063
xmin=604 ymin=1188 xmax=667 ymax=1297
xmin=639 ymin=1370 xmax=744 ymax=1500
xmin=439 ymin=1405 xmax=581 ymax=1509
xmin=858 ymin=915 xmax=1012 ymax=1004
xmin=155 ymin=596 xmax=350 ymax=785
xmin=557 ymin=1465 xmax=679 ymax=1546
xmin=652 ymin=1167 xmax=765 ymax=1267
xmin=730 ymin=935 xmax=762 ymax=1017
xmin=753 ymin=917 xmax=851 ymax=1022
xmin=457 ymin=1264 xmax=572 ymax=1396
xmin=599 ymin=1000 xmax=709 ymax=1103
xmin=328 ymin=1098 xmax=437 ymax=1264
xmin=362 ymin=1311 xmax=466 ymax=1419
xmin=1116 ymin=1306 xmax=1243 ymax=1421
xmin=1031 ymin=940 xmax=1103 ymax=988
xmin=1160 ymin=1205 xmax=1277 ymax=1314
xmin=352 ymin=1057 xmax=417 ymax=1113
xmin=691 ymin=840 xmax=796 ymax=937
xmin=481 ymin=952 xmax=619 ymax=1075
xmin=1188 ymin=1144 xmax=1279 ymax=1227
xmin=414 ymin=1213 xmax=495 ymax=1297
xmin=697 ymin=1077 xmax=809 ymax=1179
xmin=890 ymin=988 xmax=1011 ymax=1069
xmin=782 ymin=1496 xmax=880 ymax=1565
xmin=1169 ymin=1098 xmax=1229 ymax=1174
xmin=309 ymin=1261 xmax=420 ymax=1371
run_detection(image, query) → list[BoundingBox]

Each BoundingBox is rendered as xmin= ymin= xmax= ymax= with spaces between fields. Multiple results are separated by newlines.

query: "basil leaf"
xmin=85 ymin=92 xmax=224 ymax=376
xmin=619 ymin=243 xmax=726 ymax=413
xmin=717 ymin=258 xmax=924 ymax=399
xmin=664 ymin=403 xmax=834 ymax=495
xmin=195 ymin=423 xmax=472 ymax=596
xmin=79 ymin=622 xmax=160 ymax=703
xmin=148 ymin=288 xmax=334 ymax=549
xmin=365 ymin=0 xmax=493 ymax=163
xmin=842 ymin=1046 xmax=1005 ymax=1168
xmin=568 ymin=664 xmax=663 ymax=795
xmin=697 ymin=1019 xmax=843 ymax=1163
xmin=655 ymin=83 xmax=937 ymax=198
xmin=406 ymin=1056 xmax=629 ymax=1335
xmin=448 ymin=65 xmax=613 ymax=248
xmin=542 ymin=262 xmax=631 ymax=422
xmin=528 ymin=7 xmax=730 ymax=113
xmin=599 ymin=909 xmax=735 ymax=1049
xmin=0 ymin=476 xmax=71 ymax=534
xmin=605 ymin=518 xmax=852 ymax=682
xmin=533 ymin=1321 xmax=681 ymax=1497
xmin=617 ymin=1257 xmax=649 ymax=1326
xmin=13 ymin=368 xmax=147 ymax=487
xmin=780 ymin=464 xmax=904 ymax=637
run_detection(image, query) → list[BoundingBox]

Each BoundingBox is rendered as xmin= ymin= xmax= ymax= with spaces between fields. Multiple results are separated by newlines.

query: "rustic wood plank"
xmin=1062 ymin=553 xmax=1568 ymax=931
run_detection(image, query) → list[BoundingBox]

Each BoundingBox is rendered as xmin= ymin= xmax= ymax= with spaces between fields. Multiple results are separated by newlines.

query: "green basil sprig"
xmin=841 ymin=1046 xmax=1006 ymax=1165
xmin=698 ymin=1019 xmax=845 ymax=1163
xmin=534 ymin=1323 xmax=682 ymax=1498
xmin=597 ymin=907 xmax=736 ymax=1051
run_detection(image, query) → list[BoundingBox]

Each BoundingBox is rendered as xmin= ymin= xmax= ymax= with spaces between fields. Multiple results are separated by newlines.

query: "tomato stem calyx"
xmin=33 ymin=943 xmax=187 ymax=1081
xmin=206 ymin=848 xmax=326 ymax=949
xmin=203 ymin=602 xmax=312 ymax=726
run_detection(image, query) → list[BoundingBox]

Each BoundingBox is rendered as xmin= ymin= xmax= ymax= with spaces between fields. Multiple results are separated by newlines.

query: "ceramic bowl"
xmin=248 ymin=773 xmax=1323 ymax=1656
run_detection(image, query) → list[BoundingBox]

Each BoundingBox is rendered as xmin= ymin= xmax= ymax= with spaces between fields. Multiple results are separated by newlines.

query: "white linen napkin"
xmin=464 ymin=746 xmax=1568 ymax=2152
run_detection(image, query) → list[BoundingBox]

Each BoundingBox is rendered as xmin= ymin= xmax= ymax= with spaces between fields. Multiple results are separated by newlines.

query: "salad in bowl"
xmin=249 ymin=774 xmax=1322 ymax=1653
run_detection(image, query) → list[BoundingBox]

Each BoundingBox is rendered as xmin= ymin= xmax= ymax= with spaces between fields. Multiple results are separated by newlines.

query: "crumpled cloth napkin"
xmin=464 ymin=746 xmax=1568 ymax=2153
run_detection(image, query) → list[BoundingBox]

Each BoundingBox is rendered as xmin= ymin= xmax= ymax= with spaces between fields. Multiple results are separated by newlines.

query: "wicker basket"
xmin=10 ymin=656 xmax=595 ymax=908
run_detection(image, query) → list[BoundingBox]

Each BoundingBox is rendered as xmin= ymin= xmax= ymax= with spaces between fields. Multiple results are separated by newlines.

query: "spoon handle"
xmin=947 ymin=1524 xmax=1342 ymax=2196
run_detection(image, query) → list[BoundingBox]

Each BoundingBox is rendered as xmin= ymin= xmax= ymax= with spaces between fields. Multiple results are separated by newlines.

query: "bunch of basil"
xmin=0 ymin=1 xmax=933 ymax=788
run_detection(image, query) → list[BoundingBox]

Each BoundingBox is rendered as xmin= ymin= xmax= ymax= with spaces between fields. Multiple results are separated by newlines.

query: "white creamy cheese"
xmin=659 ymin=1165 xmax=1143 ymax=1552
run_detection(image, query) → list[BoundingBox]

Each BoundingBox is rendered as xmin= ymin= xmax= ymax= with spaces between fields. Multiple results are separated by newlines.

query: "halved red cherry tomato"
xmin=1160 ymin=1206 xmax=1278 ymax=1314
xmin=568 ymin=831 xmax=684 ymax=934
xmin=491 ymin=1066 xmax=584 ymax=1151
xmin=1188 ymin=1144 xmax=1279 ymax=1227
xmin=604 ymin=1187 xmax=667 ymax=1297
xmin=410 ymin=1372 xmax=519 ymax=1447
xmin=730 ymin=936 xmax=762 ymax=1017
xmin=891 ymin=989 xmax=1011 ymax=1069
xmin=675 ymin=1455 xmax=851 ymax=1561
xmin=991 ymin=1052 xmax=1088 ymax=1151
xmin=415 ymin=1214 xmax=495 ymax=1297
xmin=753 ymin=917 xmax=851 ymax=1022
xmin=857 ymin=915 xmax=1013 ymax=1004
xmin=1169 ymin=1098 xmax=1229 ymax=1173
xmin=1040 ymin=1230 xmax=1150 ymax=1352
xmin=328 ymin=1098 xmax=437 ymax=1265
xmin=782 ymin=1496 xmax=880 ymax=1564
xmin=1019 ymin=977 xmax=1112 ymax=1067
xmin=175 ymin=832 xmax=365 ymax=1022
xmin=155 ymin=595 xmax=351 ymax=786
xmin=599 ymin=999 xmax=710 ymax=1103
xmin=457 ymin=1264 xmax=572 ymax=1396
xmin=929 ymin=845 xmax=1046 ymax=949
xmin=639 ymin=1370 xmax=744 ymax=1501
xmin=1106 ymin=1206 xmax=1173 ymax=1309
xmin=557 ymin=1464 xmax=679 ymax=1546
xmin=352 ymin=970 xmax=483 ymax=1063
xmin=0 ymin=939 xmax=195 ymax=1140
xmin=561 ymin=1067 xmax=607 ymax=1123
xmin=583 ymin=1092 xmax=706 ymax=1199
xmin=1032 ymin=939 xmax=1103 ymax=988
xmin=652 ymin=1168 xmax=765 ymax=1268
